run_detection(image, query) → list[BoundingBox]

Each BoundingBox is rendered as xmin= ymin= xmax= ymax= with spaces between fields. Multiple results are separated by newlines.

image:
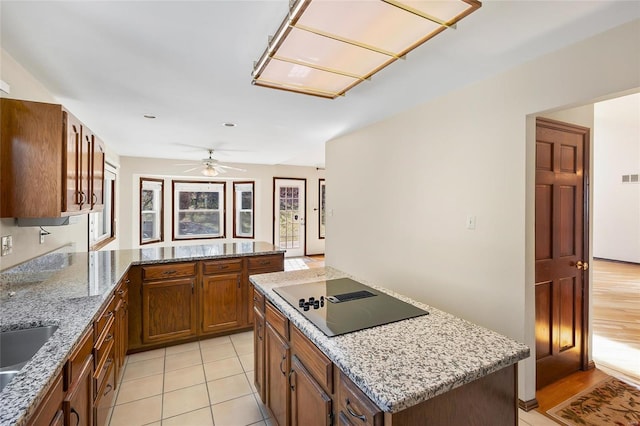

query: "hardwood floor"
xmin=535 ymin=259 xmax=640 ymax=421
xmin=592 ymin=259 xmax=640 ymax=383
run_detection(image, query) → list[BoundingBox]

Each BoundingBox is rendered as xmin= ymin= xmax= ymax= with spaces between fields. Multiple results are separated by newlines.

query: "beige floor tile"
xmin=239 ymin=353 xmax=254 ymax=372
xmin=164 ymin=364 xmax=205 ymax=393
xmin=165 ymin=341 xmax=200 ymax=355
xmin=208 ymin=373 xmax=253 ymax=404
xmin=162 ymin=407 xmax=214 ymax=426
xmin=165 ymin=349 xmax=202 ymax=372
xmin=115 ymin=373 xmax=163 ymax=405
xmin=122 ymin=357 xmax=164 ymax=382
xmin=264 ymin=418 xmax=276 ymax=426
xmin=519 ymin=420 xmax=533 ymax=426
xmin=203 ymin=356 xmax=244 ymax=382
xmin=233 ymin=339 xmax=254 ymax=355
xmin=199 ymin=335 xmax=231 ymax=348
xmin=162 ymin=383 xmax=210 ymax=419
xmin=109 ymin=395 xmax=162 ymax=426
xmin=201 ymin=342 xmax=237 ymax=363
xmin=230 ymin=330 xmax=253 ymax=343
xmin=249 ymin=422 xmax=267 ymax=426
xmin=246 ymin=372 xmax=258 ymax=394
xmin=144 ymin=423 xmax=161 ymax=426
xmin=126 ymin=348 xmax=165 ymax=365
xmin=212 ymin=394 xmax=264 ymax=426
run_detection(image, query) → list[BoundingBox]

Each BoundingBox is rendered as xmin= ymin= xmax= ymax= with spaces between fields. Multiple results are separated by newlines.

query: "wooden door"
xmin=63 ymin=111 xmax=82 ymax=213
xmin=200 ymin=273 xmax=243 ymax=334
xmin=265 ymin=323 xmax=290 ymax=426
xmin=63 ymin=355 xmax=93 ymax=426
xmin=290 ymin=355 xmax=332 ymax=426
xmin=535 ymin=117 xmax=589 ymax=389
xmin=142 ymin=278 xmax=196 ymax=343
xmin=254 ymin=305 xmax=266 ymax=402
xmin=91 ymin=136 xmax=105 ymax=210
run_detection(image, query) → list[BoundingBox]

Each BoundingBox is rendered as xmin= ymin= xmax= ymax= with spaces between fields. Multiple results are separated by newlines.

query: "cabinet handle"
xmin=105 ymin=333 xmax=113 ymax=342
xmin=279 ymin=354 xmax=287 ymax=376
xmin=257 ymin=323 xmax=263 ymax=340
xmin=259 ymin=260 xmax=270 ymax=265
xmin=92 ymin=193 xmax=97 ymax=204
xmin=218 ymin=264 xmax=229 ymax=269
xmin=346 ymin=399 xmax=367 ymax=422
xmin=70 ymin=408 xmax=80 ymax=426
xmin=106 ymin=311 xmax=114 ymax=318
xmin=125 ymin=279 xmax=131 ymax=284
xmin=103 ymin=383 xmax=113 ymax=396
xmin=162 ymin=270 xmax=177 ymax=275
xmin=117 ymin=290 xmax=125 ymax=296
xmin=288 ymin=369 xmax=295 ymax=391
xmin=237 ymin=277 xmax=241 ymax=289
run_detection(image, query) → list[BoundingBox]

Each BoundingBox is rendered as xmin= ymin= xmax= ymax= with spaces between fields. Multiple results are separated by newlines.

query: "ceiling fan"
xmin=177 ymin=149 xmax=246 ymax=177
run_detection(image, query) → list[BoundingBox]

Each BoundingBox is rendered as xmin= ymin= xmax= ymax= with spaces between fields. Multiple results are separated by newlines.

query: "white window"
xmin=234 ymin=182 xmax=254 ymax=238
xmin=140 ymin=178 xmax=164 ymax=245
xmin=89 ymin=168 xmax=116 ymax=250
xmin=173 ymin=181 xmax=225 ymax=240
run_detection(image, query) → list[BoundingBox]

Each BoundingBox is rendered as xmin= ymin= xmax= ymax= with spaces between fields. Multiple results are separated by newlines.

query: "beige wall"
xmin=326 ymin=19 xmax=640 ymax=403
xmin=117 ymin=156 xmax=325 ymax=255
xmin=0 ymin=49 xmax=90 ymax=270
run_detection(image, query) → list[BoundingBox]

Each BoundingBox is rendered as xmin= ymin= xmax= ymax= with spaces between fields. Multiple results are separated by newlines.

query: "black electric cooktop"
xmin=273 ymin=278 xmax=428 ymax=337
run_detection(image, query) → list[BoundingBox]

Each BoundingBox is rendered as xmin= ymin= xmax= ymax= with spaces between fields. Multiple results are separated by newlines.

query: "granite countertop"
xmin=0 ymin=241 xmax=284 ymax=426
xmin=250 ymin=267 xmax=530 ymax=413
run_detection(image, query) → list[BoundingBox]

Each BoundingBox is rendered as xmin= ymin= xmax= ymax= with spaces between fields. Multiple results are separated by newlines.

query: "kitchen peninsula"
xmin=250 ymin=267 xmax=530 ymax=425
xmin=0 ymin=241 xmax=284 ymax=426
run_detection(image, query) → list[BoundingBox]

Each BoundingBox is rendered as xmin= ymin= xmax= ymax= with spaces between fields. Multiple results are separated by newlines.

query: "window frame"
xmin=172 ymin=180 xmax=226 ymax=241
xmin=89 ymin=167 xmax=117 ymax=251
xmin=319 ymin=178 xmax=326 ymax=239
xmin=139 ymin=177 xmax=164 ymax=245
xmin=233 ymin=181 xmax=255 ymax=239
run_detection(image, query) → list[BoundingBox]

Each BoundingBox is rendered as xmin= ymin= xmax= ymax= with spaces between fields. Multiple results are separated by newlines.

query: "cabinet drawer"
xmin=265 ymin=302 xmax=289 ymax=340
xmin=94 ymin=341 xmax=114 ymax=393
xmin=94 ymin=328 xmax=114 ymax=370
xmin=141 ymin=262 xmax=196 ymax=281
xmin=94 ymin=361 xmax=115 ymax=426
xmin=247 ymin=255 xmax=283 ymax=272
xmin=291 ymin=326 xmax=333 ymax=393
xmin=65 ymin=328 xmax=93 ymax=391
xmin=202 ymin=259 xmax=243 ymax=275
xmin=338 ymin=372 xmax=383 ymax=426
xmin=253 ymin=287 xmax=265 ymax=312
xmin=95 ymin=296 xmax=116 ymax=341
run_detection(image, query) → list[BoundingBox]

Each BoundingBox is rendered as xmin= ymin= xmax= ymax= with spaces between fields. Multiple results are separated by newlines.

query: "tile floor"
xmin=109 ymin=328 xmax=557 ymax=426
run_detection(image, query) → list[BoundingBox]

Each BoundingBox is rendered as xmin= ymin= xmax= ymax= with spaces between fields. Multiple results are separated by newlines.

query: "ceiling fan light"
xmin=202 ymin=166 xmax=218 ymax=177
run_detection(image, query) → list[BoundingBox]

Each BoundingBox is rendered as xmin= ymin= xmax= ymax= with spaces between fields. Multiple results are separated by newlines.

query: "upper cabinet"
xmin=1 ymin=98 xmax=105 ymax=218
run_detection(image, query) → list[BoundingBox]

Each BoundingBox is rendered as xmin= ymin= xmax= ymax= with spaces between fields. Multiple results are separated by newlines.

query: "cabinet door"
xmin=63 ymin=111 xmax=82 ymax=213
xmin=63 ymin=355 xmax=93 ymax=426
xmin=290 ymin=355 xmax=332 ymax=426
xmin=142 ymin=278 xmax=196 ymax=343
xmin=254 ymin=306 xmax=266 ymax=402
xmin=114 ymin=295 xmax=127 ymax=388
xmin=247 ymin=283 xmax=255 ymax=326
xmin=91 ymin=136 xmax=105 ymax=210
xmin=265 ymin=323 xmax=290 ymax=426
xmin=200 ymin=272 xmax=243 ymax=334
xmin=79 ymin=130 xmax=92 ymax=211
xmin=26 ymin=372 xmax=64 ymax=426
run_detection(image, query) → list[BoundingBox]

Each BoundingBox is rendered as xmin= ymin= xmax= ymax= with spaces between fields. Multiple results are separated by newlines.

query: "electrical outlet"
xmin=1 ymin=235 xmax=13 ymax=256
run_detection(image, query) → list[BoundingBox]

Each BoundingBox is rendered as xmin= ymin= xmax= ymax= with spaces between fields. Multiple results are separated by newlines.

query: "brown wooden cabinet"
xmin=200 ymin=259 xmax=244 ymax=334
xmin=63 ymin=355 xmax=93 ymax=426
xmin=290 ymin=355 xmax=332 ymax=426
xmin=247 ymin=255 xmax=284 ymax=326
xmin=91 ymin=136 xmax=105 ymax=210
xmin=113 ymin=275 xmax=129 ymax=388
xmin=142 ymin=277 xmax=197 ymax=344
xmin=0 ymin=98 xmax=105 ymax=218
xmin=253 ymin=287 xmax=266 ymax=401
xmin=337 ymin=372 xmax=383 ymax=426
xmin=265 ymin=322 xmax=290 ymax=426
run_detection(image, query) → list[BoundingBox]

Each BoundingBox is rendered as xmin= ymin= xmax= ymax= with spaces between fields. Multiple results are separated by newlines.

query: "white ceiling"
xmin=1 ymin=1 xmax=639 ymax=167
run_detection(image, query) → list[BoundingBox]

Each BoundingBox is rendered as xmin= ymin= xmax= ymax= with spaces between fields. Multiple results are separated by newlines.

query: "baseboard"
xmin=586 ymin=360 xmax=596 ymax=370
xmin=519 ymin=398 xmax=539 ymax=411
xmin=593 ymin=257 xmax=640 ymax=266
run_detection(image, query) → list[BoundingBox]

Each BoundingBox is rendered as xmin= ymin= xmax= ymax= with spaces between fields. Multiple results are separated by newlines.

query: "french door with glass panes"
xmin=274 ymin=178 xmax=306 ymax=257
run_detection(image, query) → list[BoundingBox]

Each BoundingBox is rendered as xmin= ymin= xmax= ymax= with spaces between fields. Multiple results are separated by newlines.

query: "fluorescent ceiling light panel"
xmin=252 ymin=0 xmax=481 ymax=99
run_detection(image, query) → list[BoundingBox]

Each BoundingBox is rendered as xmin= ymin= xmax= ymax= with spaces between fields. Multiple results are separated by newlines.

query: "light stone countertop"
xmin=250 ymin=267 xmax=530 ymax=413
xmin=0 ymin=241 xmax=283 ymax=426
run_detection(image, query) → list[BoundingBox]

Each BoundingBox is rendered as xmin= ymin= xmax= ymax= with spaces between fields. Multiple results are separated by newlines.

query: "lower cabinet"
xmin=201 ymin=272 xmax=243 ymax=334
xmin=142 ymin=277 xmax=197 ymax=343
xmin=63 ymin=355 xmax=93 ymax=426
xmin=265 ymin=323 xmax=290 ymax=426
xmin=290 ymin=355 xmax=332 ymax=426
xmin=26 ymin=372 xmax=64 ymax=426
xmin=253 ymin=303 xmax=266 ymax=401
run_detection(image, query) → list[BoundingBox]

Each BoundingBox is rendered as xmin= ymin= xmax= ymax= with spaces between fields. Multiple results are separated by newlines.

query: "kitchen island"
xmin=250 ymin=267 xmax=530 ymax=425
xmin=0 ymin=241 xmax=284 ymax=426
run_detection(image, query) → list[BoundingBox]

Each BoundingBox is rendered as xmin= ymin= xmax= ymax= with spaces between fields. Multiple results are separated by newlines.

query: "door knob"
xmin=575 ymin=261 xmax=589 ymax=271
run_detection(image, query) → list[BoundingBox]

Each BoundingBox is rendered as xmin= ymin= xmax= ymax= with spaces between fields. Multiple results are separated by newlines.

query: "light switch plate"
xmin=1 ymin=235 xmax=13 ymax=256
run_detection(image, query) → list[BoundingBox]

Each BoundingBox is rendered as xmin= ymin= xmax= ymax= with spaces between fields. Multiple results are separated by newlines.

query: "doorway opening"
xmin=273 ymin=178 xmax=307 ymax=257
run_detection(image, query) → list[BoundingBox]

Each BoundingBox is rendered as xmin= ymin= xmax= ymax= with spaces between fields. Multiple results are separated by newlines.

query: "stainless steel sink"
xmin=0 ymin=325 xmax=59 ymax=392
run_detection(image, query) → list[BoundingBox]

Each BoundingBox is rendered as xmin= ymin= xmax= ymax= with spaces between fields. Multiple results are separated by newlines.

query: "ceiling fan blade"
xmin=174 ymin=162 xmax=199 ymax=166
xmin=217 ymin=164 xmax=246 ymax=172
xmin=174 ymin=142 xmax=210 ymax=151
xmin=213 ymin=166 xmax=228 ymax=174
xmin=183 ymin=166 xmax=201 ymax=173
